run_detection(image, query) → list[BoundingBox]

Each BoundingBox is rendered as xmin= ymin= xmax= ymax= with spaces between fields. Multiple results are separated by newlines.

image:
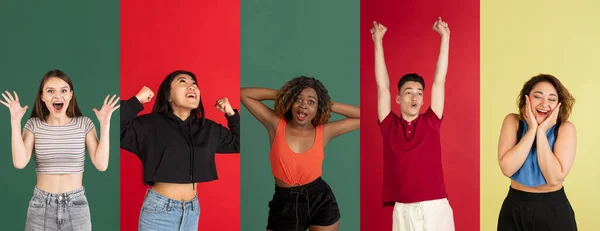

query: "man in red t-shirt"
xmin=370 ymin=17 xmax=455 ymax=231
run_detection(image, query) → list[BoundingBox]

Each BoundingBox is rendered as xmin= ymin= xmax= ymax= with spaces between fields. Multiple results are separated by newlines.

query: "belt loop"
xmin=45 ymin=191 xmax=51 ymax=205
xmin=167 ymin=199 xmax=171 ymax=212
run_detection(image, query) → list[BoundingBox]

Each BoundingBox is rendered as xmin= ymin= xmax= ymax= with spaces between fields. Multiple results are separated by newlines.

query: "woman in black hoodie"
xmin=120 ymin=70 xmax=240 ymax=230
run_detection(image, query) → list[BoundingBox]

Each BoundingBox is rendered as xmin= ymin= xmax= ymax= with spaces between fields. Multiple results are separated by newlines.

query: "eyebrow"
xmin=44 ymin=86 xmax=69 ymax=90
xmin=533 ymin=91 xmax=557 ymax=97
xmin=403 ymin=87 xmax=423 ymax=92
xmin=298 ymin=94 xmax=317 ymax=100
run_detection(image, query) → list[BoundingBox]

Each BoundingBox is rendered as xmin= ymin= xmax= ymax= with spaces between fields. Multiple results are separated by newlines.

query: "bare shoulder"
xmin=559 ymin=120 xmax=576 ymax=133
xmin=503 ymin=113 xmax=519 ymax=125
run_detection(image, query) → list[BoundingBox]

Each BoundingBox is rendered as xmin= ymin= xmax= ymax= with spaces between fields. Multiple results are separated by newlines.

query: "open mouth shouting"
xmin=52 ymin=101 xmax=64 ymax=112
xmin=410 ymin=102 xmax=418 ymax=109
xmin=296 ymin=110 xmax=308 ymax=121
xmin=185 ymin=92 xmax=197 ymax=100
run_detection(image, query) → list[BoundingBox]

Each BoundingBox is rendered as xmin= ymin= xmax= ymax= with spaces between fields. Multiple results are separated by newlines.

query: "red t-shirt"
xmin=378 ymin=107 xmax=448 ymax=206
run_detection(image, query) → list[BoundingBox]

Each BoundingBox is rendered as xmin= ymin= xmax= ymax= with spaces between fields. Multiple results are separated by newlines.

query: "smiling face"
xmin=169 ymin=74 xmax=200 ymax=111
xmin=397 ymin=81 xmax=424 ymax=118
xmin=290 ymin=87 xmax=319 ymax=126
xmin=40 ymin=77 xmax=73 ymax=116
xmin=528 ymin=81 xmax=559 ymax=124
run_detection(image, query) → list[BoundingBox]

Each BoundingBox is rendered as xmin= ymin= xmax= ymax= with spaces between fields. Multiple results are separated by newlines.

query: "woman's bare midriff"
xmin=36 ymin=173 xmax=83 ymax=193
xmin=151 ymin=182 xmax=198 ymax=201
xmin=510 ymin=179 xmax=563 ymax=193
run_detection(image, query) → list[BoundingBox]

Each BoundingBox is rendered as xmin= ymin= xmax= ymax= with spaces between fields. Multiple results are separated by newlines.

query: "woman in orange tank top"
xmin=241 ymin=76 xmax=359 ymax=231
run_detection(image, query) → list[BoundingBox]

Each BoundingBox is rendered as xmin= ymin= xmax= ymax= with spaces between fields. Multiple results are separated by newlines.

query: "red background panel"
xmin=120 ymin=0 xmax=239 ymax=230
xmin=360 ymin=0 xmax=480 ymax=230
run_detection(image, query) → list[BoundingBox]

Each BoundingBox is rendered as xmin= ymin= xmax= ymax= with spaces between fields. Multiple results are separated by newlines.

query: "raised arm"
xmin=120 ymin=86 xmax=153 ymax=157
xmin=371 ymin=21 xmax=391 ymax=122
xmin=240 ymin=87 xmax=280 ymax=134
xmin=86 ymin=95 xmax=120 ymax=172
xmin=431 ymin=17 xmax=450 ymax=119
xmin=214 ymin=97 xmax=240 ymax=153
xmin=323 ymin=102 xmax=360 ymax=145
xmin=1 ymin=91 xmax=34 ymax=169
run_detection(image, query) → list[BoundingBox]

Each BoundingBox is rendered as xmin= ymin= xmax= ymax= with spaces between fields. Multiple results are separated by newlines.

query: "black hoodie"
xmin=120 ymin=97 xmax=240 ymax=186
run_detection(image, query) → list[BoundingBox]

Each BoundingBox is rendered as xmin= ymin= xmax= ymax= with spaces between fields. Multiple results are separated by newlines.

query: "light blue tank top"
xmin=510 ymin=121 xmax=557 ymax=187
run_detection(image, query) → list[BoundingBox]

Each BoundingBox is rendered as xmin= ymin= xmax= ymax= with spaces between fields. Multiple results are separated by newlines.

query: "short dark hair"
xmin=397 ymin=73 xmax=425 ymax=91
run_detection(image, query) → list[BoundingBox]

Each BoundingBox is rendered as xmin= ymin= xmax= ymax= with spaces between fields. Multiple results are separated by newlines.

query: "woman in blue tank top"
xmin=497 ymin=74 xmax=577 ymax=230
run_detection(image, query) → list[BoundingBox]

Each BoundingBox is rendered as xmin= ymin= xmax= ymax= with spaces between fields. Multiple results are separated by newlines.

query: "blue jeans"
xmin=138 ymin=188 xmax=200 ymax=231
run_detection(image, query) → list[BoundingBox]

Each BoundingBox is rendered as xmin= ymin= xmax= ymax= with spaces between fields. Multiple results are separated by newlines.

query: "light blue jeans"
xmin=25 ymin=187 xmax=91 ymax=231
xmin=138 ymin=188 xmax=200 ymax=231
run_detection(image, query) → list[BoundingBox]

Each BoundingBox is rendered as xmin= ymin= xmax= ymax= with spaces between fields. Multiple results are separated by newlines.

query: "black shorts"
xmin=267 ymin=177 xmax=340 ymax=231
xmin=498 ymin=186 xmax=577 ymax=231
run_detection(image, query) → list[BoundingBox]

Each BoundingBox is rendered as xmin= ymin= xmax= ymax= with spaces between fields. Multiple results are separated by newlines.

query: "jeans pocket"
xmin=28 ymin=196 xmax=45 ymax=209
xmin=71 ymin=195 xmax=89 ymax=208
xmin=141 ymin=199 xmax=168 ymax=214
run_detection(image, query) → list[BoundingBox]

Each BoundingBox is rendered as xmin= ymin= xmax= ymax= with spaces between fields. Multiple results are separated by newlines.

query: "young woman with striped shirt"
xmin=1 ymin=69 xmax=119 ymax=231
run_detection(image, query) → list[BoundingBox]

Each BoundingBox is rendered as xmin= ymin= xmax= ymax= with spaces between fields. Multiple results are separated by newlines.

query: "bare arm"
xmin=536 ymin=122 xmax=576 ymax=186
xmin=371 ymin=22 xmax=391 ymax=122
xmin=498 ymin=113 xmax=536 ymax=177
xmin=1 ymin=91 xmax=34 ymax=169
xmin=240 ymin=87 xmax=280 ymax=135
xmin=12 ymin=120 xmax=34 ymax=169
xmin=87 ymin=95 xmax=120 ymax=172
xmin=323 ymin=102 xmax=360 ymax=144
xmin=431 ymin=17 xmax=450 ymax=119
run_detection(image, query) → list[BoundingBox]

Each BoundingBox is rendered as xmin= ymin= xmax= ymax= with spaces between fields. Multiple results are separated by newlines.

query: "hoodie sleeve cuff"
xmin=225 ymin=109 xmax=240 ymax=122
xmin=127 ymin=96 xmax=144 ymax=114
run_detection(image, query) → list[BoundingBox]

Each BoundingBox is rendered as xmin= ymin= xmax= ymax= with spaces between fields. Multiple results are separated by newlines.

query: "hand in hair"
xmin=93 ymin=95 xmax=121 ymax=126
xmin=0 ymin=91 xmax=29 ymax=121
xmin=432 ymin=16 xmax=450 ymax=37
xmin=371 ymin=21 xmax=387 ymax=43
xmin=135 ymin=86 xmax=154 ymax=104
xmin=215 ymin=97 xmax=235 ymax=116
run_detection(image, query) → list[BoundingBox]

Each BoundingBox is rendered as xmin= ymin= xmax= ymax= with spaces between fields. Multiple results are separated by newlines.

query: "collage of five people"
xmin=1 ymin=0 xmax=599 ymax=230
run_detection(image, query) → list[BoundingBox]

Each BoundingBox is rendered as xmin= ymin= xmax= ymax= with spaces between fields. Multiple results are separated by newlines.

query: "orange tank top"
xmin=269 ymin=118 xmax=324 ymax=186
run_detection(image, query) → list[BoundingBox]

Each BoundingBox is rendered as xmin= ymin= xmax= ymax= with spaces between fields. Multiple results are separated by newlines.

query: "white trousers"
xmin=392 ymin=198 xmax=455 ymax=231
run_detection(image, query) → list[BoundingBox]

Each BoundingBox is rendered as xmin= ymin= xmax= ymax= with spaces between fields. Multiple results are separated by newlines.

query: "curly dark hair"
xmin=274 ymin=76 xmax=332 ymax=126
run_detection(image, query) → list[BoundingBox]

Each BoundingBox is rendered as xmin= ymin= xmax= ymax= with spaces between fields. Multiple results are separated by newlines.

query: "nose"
xmin=188 ymin=85 xmax=196 ymax=91
xmin=541 ymin=98 xmax=550 ymax=108
xmin=299 ymin=100 xmax=308 ymax=108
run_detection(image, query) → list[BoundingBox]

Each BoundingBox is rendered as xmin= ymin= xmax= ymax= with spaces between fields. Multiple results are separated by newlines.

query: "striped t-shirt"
xmin=24 ymin=116 xmax=95 ymax=174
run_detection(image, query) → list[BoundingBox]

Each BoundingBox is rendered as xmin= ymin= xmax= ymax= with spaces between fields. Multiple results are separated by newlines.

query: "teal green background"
xmin=0 ymin=0 xmax=119 ymax=230
xmin=241 ymin=0 xmax=360 ymax=230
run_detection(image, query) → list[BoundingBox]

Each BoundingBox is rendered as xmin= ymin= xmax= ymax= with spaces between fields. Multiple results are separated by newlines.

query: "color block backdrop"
xmin=480 ymin=0 xmax=600 ymax=230
xmin=360 ymin=0 xmax=480 ymax=230
xmin=120 ymin=0 xmax=240 ymax=230
xmin=0 ymin=0 xmax=120 ymax=230
xmin=240 ymin=0 xmax=360 ymax=230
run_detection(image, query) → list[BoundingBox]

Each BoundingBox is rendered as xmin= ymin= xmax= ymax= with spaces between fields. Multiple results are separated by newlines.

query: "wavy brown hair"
xmin=274 ymin=76 xmax=332 ymax=126
xmin=31 ymin=69 xmax=82 ymax=121
xmin=517 ymin=74 xmax=575 ymax=124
